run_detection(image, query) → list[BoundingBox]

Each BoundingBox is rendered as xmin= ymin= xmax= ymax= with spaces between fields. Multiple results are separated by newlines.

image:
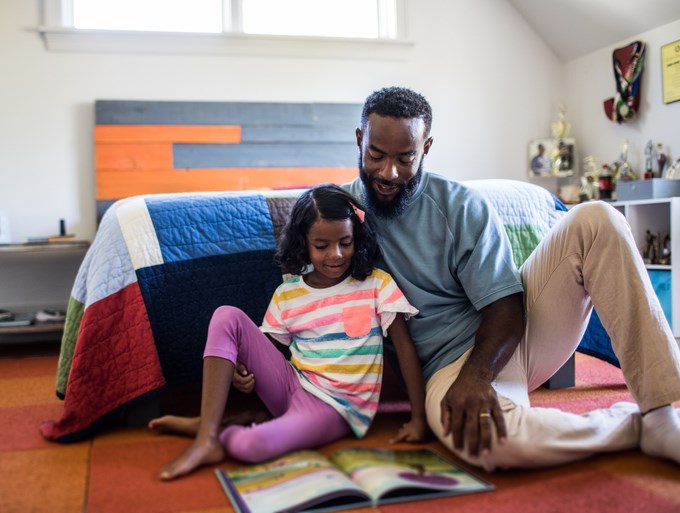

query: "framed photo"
xmin=661 ymin=39 xmax=680 ymax=104
xmin=527 ymin=138 xmax=575 ymax=178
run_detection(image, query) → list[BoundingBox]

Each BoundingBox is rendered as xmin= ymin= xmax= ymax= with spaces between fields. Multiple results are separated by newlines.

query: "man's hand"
xmin=390 ymin=416 xmax=430 ymax=444
xmin=440 ymin=372 xmax=506 ymax=458
xmin=232 ymin=362 xmax=255 ymax=394
xmin=439 ymin=293 xmax=523 ymax=458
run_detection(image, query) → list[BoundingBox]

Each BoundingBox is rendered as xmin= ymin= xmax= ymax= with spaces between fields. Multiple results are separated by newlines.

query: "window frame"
xmin=38 ymin=0 xmax=412 ymax=60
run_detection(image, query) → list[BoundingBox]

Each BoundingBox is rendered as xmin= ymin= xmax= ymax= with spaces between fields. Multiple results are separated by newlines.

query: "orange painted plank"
xmin=95 ymin=125 xmax=241 ymax=143
xmin=96 ymin=168 xmax=358 ymax=199
xmin=95 ymin=143 xmax=173 ymax=170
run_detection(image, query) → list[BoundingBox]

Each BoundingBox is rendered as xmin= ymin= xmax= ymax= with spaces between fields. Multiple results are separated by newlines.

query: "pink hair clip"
xmin=352 ymin=205 xmax=365 ymax=223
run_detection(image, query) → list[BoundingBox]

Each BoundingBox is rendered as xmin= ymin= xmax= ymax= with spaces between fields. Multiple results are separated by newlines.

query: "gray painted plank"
xmin=173 ymin=142 xmax=357 ymax=168
xmin=241 ymin=125 xmax=355 ymax=144
xmin=95 ymin=100 xmax=361 ymax=127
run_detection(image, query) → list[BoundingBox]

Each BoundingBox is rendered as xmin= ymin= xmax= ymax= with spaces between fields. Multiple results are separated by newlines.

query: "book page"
xmin=330 ymin=448 xmax=493 ymax=503
xmin=217 ymin=450 xmax=370 ymax=513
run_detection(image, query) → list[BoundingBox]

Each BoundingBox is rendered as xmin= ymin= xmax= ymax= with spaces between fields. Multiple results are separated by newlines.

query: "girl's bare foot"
xmin=159 ymin=435 xmax=225 ymax=480
xmin=149 ymin=410 xmax=272 ymax=437
xmin=149 ymin=415 xmax=200 ymax=437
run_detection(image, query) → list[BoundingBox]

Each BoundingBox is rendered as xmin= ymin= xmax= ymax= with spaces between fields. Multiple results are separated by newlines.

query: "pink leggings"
xmin=203 ymin=306 xmax=350 ymax=463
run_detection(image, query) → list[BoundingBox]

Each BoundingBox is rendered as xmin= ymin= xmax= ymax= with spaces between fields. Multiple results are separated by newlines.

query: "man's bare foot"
xmin=149 ymin=415 xmax=200 ymax=437
xmin=159 ymin=435 xmax=225 ymax=480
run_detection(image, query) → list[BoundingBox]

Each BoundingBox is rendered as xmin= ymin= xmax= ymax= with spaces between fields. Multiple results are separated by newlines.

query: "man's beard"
xmin=358 ymin=155 xmax=423 ymax=219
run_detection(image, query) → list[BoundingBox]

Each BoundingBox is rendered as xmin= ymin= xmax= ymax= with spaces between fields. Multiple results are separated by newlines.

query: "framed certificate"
xmin=661 ymin=39 xmax=680 ymax=104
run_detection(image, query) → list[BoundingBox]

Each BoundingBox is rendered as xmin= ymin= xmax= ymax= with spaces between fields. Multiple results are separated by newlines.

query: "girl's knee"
xmin=212 ymin=305 xmax=247 ymax=323
xmin=222 ymin=426 xmax=277 ymax=463
xmin=210 ymin=306 xmax=252 ymax=337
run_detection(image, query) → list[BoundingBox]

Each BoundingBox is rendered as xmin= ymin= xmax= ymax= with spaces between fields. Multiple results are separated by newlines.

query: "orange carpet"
xmin=1 ymin=348 xmax=679 ymax=513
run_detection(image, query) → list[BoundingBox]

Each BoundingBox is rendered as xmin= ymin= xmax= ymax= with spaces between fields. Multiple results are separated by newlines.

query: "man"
xmin=344 ymin=86 xmax=680 ymax=471
xmin=530 ymin=143 xmax=552 ymax=175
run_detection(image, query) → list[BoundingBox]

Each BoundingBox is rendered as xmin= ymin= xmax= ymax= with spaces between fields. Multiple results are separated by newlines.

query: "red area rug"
xmin=1 ymin=351 xmax=679 ymax=513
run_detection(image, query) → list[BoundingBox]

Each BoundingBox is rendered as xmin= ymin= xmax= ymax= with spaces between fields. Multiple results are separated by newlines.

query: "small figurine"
xmin=621 ymin=140 xmax=629 ymax=163
xmin=666 ymin=158 xmax=680 ymax=179
xmin=616 ymin=139 xmax=637 ymax=181
xmin=580 ymin=155 xmax=600 ymax=202
xmin=642 ymin=230 xmax=657 ymax=264
xmin=579 ymin=174 xmax=598 ymax=202
xmin=659 ymin=234 xmax=671 ymax=265
xmin=644 ymin=140 xmax=654 ymax=179
xmin=598 ymin=164 xmax=614 ymax=200
xmin=551 ymin=103 xmax=571 ymax=140
xmin=656 ymin=143 xmax=667 ymax=177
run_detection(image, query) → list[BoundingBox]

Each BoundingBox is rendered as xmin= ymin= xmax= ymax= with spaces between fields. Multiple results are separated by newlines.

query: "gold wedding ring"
xmin=479 ymin=412 xmax=491 ymax=418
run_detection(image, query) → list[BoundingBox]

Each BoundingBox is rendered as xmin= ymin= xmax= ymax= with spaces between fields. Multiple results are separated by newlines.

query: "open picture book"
xmin=215 ymin=447 xmax=494 ymax=513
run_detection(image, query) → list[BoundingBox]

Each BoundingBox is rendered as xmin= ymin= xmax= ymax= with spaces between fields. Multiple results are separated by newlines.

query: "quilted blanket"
xmin=41 ymin=180 xmax=614 ymax=443
xmin=41 ymin=189 xmax=302 ymax=442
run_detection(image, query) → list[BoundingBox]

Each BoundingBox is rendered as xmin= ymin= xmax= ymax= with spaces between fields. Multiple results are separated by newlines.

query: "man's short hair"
xmin=361 ymin=86 xmax=432 ymax=135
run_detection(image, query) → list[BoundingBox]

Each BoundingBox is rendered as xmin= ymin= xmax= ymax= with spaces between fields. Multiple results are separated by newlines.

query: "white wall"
xmin=565 ymin=20 xmax=680 ymax=175
xmin=1 ymin=0 xmax=563 ymax=243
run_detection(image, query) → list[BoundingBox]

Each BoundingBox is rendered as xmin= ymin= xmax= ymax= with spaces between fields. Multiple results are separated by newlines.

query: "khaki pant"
xmin=425 ymin=202 xmax=680 ymax=470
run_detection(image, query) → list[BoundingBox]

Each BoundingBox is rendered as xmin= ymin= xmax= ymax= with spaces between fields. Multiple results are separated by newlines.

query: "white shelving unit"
xmin=0 ymin=241 xmax=89 ymax=343
xmin=610 ymin=197 xmax=679 ymax=337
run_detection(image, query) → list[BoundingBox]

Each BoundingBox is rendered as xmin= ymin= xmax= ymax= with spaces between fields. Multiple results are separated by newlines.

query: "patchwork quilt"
xmin=41 ymin=190 xmax=302 ymax=442
xmin=41 ymin=180 xmax=615 ymax=443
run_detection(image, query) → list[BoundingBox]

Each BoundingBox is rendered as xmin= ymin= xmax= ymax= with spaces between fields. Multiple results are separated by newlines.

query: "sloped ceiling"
xmin=508 ymin=0 xmax=680 ymax=61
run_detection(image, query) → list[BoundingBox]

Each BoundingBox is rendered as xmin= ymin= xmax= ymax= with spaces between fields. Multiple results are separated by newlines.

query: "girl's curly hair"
xmin=276 ymin=184 xmax=380 ymax=281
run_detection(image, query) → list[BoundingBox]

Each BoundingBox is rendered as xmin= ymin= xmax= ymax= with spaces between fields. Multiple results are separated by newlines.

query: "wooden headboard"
xmin=95 ymin=100 xmax=361 ymax=219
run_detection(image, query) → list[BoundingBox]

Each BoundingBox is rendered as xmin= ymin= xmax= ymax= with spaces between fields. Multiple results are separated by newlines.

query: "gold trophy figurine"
xmin=551 ymin=103 xmax=571 ymax=140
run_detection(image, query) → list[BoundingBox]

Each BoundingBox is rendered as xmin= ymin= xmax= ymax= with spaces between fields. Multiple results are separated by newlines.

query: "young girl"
xmin=149 ymin=184 xmax=427 ymax=480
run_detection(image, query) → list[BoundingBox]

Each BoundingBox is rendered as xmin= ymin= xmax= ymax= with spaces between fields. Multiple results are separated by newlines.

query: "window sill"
xmin=37 ymin=27 xmax=414 ymax=61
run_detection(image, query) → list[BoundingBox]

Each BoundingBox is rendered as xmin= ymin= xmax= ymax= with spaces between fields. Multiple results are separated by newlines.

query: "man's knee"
xmin=569 ymin=201 xmax=627 ymax=234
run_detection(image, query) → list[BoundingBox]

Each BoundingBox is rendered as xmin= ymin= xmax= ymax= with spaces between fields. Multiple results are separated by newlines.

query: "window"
xmin=72 ymin=0 xmax=223 ymax=33
xmin=69 ymin=0 xmax=397 ymax=39
xmin=40 ymin=0 xmax=410 ymax=58
xmin=240 ymin=0 xmax=396 ymax=39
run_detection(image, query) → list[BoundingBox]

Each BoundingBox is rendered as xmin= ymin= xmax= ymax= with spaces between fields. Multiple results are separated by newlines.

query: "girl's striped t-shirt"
xmin=260 ymin=268 xmax=418 ymax=437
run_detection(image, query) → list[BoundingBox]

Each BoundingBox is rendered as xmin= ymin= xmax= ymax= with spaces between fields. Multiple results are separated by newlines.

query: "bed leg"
xmin=542 ymin=353 xmax=575 ymax=389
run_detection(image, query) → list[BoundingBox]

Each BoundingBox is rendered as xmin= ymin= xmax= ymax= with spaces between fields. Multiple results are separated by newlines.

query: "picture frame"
xmin=661 ymin=39 xmax=680 ymax=104
xmin=527 ymin=138 xmax=575 ymax=178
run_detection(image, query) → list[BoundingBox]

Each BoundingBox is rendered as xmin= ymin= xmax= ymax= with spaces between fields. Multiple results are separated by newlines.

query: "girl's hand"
xmin=390 ymin=416 xmax=430 ymax=444
xmin=232 ymin=362 xmax=255 ymax=394
xmin=387 ymin=314 xmax=429 ymax=444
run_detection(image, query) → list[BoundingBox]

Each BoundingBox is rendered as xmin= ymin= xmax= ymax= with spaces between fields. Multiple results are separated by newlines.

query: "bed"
xmin=40 ymin=179 xmax=616 ymax=442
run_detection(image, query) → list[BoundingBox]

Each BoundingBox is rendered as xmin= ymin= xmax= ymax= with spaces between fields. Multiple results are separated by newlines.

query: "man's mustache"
xmin=372 ymin=177 xmax=403 ymax=188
